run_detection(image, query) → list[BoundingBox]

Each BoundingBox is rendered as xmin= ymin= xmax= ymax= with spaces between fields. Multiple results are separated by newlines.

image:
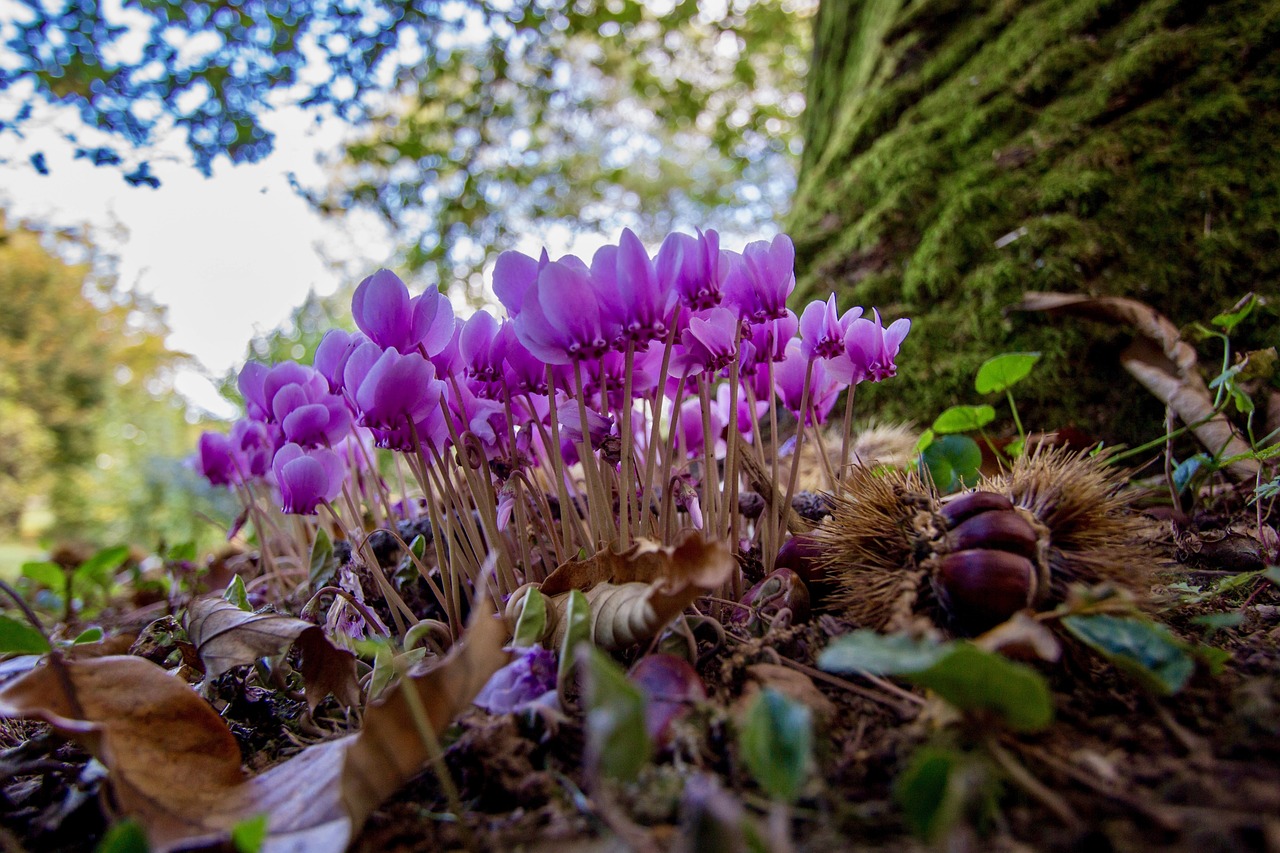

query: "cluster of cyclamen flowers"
xmin=196 ymin=228 xmax=908 ymax=594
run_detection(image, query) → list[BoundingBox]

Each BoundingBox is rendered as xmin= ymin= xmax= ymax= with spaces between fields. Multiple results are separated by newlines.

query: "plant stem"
xmin=780 ymin=361 xmax=814 ymax=541
xmin=837 ymin=384 xmax=857 ymax=485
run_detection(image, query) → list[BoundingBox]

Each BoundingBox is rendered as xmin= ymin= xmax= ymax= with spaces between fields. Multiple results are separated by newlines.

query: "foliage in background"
xmin=0 ymin=213 xmax=232 ymax=547
xmin=790 ymin=0 xmax=1280 ymax=443
xmin=3 ymin=0 xmax=814 ymax=297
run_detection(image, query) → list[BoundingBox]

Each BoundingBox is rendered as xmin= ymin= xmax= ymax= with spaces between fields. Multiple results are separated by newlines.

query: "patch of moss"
xmin=790 ymin=0 xmax=1280 ymax=444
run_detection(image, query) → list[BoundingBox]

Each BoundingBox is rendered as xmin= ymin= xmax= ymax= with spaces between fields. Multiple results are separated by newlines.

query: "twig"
xmin=986 ymin=737 xmax=1082 ymax=830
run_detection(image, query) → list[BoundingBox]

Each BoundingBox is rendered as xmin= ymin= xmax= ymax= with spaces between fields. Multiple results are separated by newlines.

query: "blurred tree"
xmin=2 ymin=1 xmax=813 ymax=292
xmin=789 ymin=0 xmax=1280 ymax=443
xmin=0 ymin=213 xmax=228 ymax=545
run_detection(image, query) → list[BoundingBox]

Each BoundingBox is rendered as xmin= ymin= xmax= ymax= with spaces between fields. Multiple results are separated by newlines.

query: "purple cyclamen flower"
xmin=593 ymin=228 xmax=674 ymax=347
xmin=722 ymin=234 xmax=795 ymax=323
xmin=491 ymin=248 xmax=543 ymax=316
xmin=459 ymin=309 xmax=506 ymax=384
xmin=844 ymin=309 xmax=911 ymax=383
xmin=656 ymin=229 xmax=721 ymax=311
xmin=672 ymin=306 xmax=739 ymax=377
xmin=272 ymin=443 xmax=344 ymax=515
xmin=237 ymin=361 xmax=271 ymax=422
xmin=344 ymin=343 xmax=443 ymax=432
xmin=231 ymin=418 xmax=278 ymax=478
xmin=195 ymin=432 xmax=237 ymax=486
xmin=799 ymin=295 xmax=862 ymax=361
xmin=774 ymin=339 xmax=843 ymax=426
xmin=351 ymin=268 xmax=455 ymax=356
xmin=314 ymin=329 xmax=368 ymax=393
xmin=474 ymin=645 xmax=557 ymax=715
xmin=512 ymin=257 xmax=609 ymax=364
xmin=715 ymin=383 xmax=769 ymax=445
xmin=268 ymin=365 xmax=351 ymax=449
xmin=501 ymin=325 xmax=550 ymax=395
xmin=557 ymin=393 xmax=615 ymax=447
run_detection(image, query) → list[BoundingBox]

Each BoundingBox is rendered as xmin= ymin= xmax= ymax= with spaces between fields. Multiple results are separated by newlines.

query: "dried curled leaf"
xmin=1015 ymin=292 xmax=1258 ymax=481
xmin=508 ymin=530 xmax=734 ymax=651
xmin=0 ymin=607 xmax=509 ymax=853
xmin=185 ymin=596 xmax=360 ymax=710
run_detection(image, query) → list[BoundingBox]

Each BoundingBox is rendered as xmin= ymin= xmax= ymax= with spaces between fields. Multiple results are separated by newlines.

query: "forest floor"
xmin=1 ymin=469 xmax=1278 ymax=853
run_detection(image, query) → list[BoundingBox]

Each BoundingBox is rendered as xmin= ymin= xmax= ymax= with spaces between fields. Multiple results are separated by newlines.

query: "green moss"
xmin=789 ymin=0 xmax=1280 ymax=443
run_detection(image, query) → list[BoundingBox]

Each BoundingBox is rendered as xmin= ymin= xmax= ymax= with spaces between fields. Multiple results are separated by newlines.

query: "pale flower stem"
xmin=573 ymin=360 xmax=606 ymax=547
xmin=544 ymin=368 xmax=582 ymax=556
xmin=781 ymin=361 xmax=815 ymax=538
xmin=810 ymin=423 xmax=838 ymax=492
xmin=521 ymin=390 xmax=584 ymax=556
xmin=640 ymin=310 xmax=681 ymax=534
xmin=723 ymin=351 xmax=743 ymax=572
xmin=619 ymin=342 xmax=636 ymax=548
xmin=838 ymin=384 xmax=857 ymax=485
xmin=745 ymin=383 xmax=773 ymax=554
xmin=765 ymin=358 xmax=782 ymax=572
xmin=657 ymin=375 xmax=689 ymax=544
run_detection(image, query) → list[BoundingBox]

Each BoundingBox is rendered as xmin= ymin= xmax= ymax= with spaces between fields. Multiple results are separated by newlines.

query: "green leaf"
xmin=580 ymin=645 xmax=652 ymax=784
xmin=223 ymin=575 xmax=252 ymax=611
xmin=921 ymin=434 xmax=983 ymax=493
xmin=1211 ymin=293 xmax=1256 ymax=333
xmin=0 ymin=614 xmax=50 ymax=654
xmin=513 ymin=588 xmax=548 ymax=647
xmin=894 ymin=746 xmax=965 ymax=841
xmin=1063 ymin=614 xmax=1195 ymax=695
xmin=74 ymin=545 xmax=130 ymax=589
xmin=73 ymin=626 xmax=105 ymax=645
xmin=932 ymin=405 xmax=995 ymax=435
xmin=974 ymin=352 xmax=1041 ymax=394
xmin=558 ymin=589 xmax=591 ymax=692
xmin=1172 ymin=454 xmax=1213 ymax=494
xmin=409 ymin=533 xmax=428 ymax=561
xmin=739 ymin=688 xmax=813 ymax=803
xmin=95 ymin=819 xmax=149 ymax=853
xmin=818 ymin=630 xmax=947 ymax=674
xmin=820 ymin=633 xmax=1053 ymax=732
xmin=231 ymin=814 xmax=268 ymax=853
xmin=21 ymin=560 xmax=63 ymax=590
xmin=308 ymin=527 xmax=336 ymax=589
xmin=915 ymin=428 xmax=935 ymax=454
xmin=908 ymin=645 xmax=1054 ymax=732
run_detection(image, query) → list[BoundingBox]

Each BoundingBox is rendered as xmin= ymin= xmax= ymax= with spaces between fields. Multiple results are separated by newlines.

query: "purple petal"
xmin=492 ymin=250 xmax=540 ymax=316
xmin=352 ymin=269 xmax=413 ymax=350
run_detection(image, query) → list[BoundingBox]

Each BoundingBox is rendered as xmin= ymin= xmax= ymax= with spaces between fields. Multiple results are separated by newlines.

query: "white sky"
xmin=0 ymin=103 xmax=395 ymax=420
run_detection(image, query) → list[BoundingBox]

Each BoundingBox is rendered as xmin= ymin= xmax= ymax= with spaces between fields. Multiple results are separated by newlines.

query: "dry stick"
xmin=1020 ymin=744 xmax=1183 ymax=831
xmin=777 ymin=656 xmax=922 ymax=718
xmin=780 ymin=361 xmax=815 ymax=546
xmin=986 ymin=737 xmax=1083 ymax=830
xmin=544 ymin=368 xmax=582 ymax=556
xmin=837 ymin=385 xmax=857 ymax=486
xmin=640 ymin=311 xmax=681 ymax=537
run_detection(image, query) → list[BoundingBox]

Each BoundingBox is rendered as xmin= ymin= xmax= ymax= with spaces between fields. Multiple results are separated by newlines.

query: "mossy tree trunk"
xmin=789 ymin=0 xmax=1280 ymax=442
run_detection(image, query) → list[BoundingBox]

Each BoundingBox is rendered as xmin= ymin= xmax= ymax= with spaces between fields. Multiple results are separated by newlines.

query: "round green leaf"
xmin=739 ymin=688 xmax=813 ymax=803
xmin=1062 ymin=614 xmax=1195 ymax=696
xmin=931 ymin=405 xmax=995 ymax=434
xmin=818 ymin=630 xmax=946 ymax=675
xmin=974 ymin=352 xmax=1041 ymax=394
xmin=921 ymin=434 xmax=983 ymax=493
xmin=0 ymin=614 xmax=51 ymax=654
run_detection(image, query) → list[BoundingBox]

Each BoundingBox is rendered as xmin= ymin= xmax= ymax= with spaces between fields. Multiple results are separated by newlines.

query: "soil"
xmin=2 ymin=482 xmax=1279 ymax=853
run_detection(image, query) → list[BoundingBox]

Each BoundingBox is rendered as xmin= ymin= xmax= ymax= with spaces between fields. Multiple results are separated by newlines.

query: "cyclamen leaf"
xmin=223 ymin=575 xmax=252 ymax=611
xmin=817 ymin=630 xmax=946 ymax=674
xmin=931 ymin=405 xmax=995 ymax=434
xmin=580 ymin=645 xmax=652 ymax=784
xmin=21 ymin=561 xmax=63 ymax=590
xmin=74 ymin=627 xmax=105 ymax=645
xmin=0 ymin=615 xmax=51 ymax=654
xmin=1062 ymin=614 xmax=1195 ymax=695
xmin=557 ymin=589 xmax=591 ymax=693
xmin=95 ymin=819 xmax=149 ymax=853
xmin=738 ymin=688 xmax=813 ymax=803
xmin=512 ymin=587 xmax=547 ymax=648
xmin=75 ymin=545 xmax=131 ymax=589
xmin=1210 ymin=293 xmax=1256 ymax=332
xmin=974 ymin=352 xmax=1041 ymax=394
xmin=231 ymin=814 xmax=268 ymax=853
xmin=894 ymin=746 xmax=964 ymax=841
xmin=921 ymin=434 xmax=982 ymax=493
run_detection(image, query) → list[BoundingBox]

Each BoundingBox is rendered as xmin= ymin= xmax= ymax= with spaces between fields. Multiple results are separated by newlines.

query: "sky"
xmin=0 ymin=101 xmax=395 ymax=420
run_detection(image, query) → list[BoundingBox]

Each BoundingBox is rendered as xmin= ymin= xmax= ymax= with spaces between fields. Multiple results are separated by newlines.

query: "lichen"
xmin=789 ymin=0 xmax=1280 ymax=443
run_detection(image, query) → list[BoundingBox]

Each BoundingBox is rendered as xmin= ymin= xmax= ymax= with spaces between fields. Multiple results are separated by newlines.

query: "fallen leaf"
xmin=510 ymin=531 xmax=735 ymax=650
xmin=0 ymin=607 xmax=509 ymax=853
xmin=736 ymin=663 xmax=835 ymax=725
xmin=1015 ymin=292 xmax=1258 ymax=481
xmin=185 ymin=596 xmax=360 ymax=710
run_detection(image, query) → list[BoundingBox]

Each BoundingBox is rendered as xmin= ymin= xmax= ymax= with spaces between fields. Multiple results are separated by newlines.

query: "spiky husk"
xmin=812 ymin=445 xmax=1150 ymax=634
xmin=979 ymin=445 xmax=1152 ymax=602
xmin=810 ymin=465 xmax=942 ymax=631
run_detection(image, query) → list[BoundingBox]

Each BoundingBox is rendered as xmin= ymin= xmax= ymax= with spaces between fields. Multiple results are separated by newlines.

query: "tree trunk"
xmin=789 ymin=0 xmax=1280 ymax=443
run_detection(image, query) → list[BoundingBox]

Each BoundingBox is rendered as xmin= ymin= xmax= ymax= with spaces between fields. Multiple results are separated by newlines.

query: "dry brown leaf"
xmin=735 ymin=663 xmax=836 ymax=725
xmin=516 ymin=531 xmax=735 ymax=650
xmin=1015 ymin=292 xmax=1258 ymax=481
xmin=0 ymin=607 xmax=509 ymax=853
xmin=185 ymin=596 xmax=360 ymax=710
